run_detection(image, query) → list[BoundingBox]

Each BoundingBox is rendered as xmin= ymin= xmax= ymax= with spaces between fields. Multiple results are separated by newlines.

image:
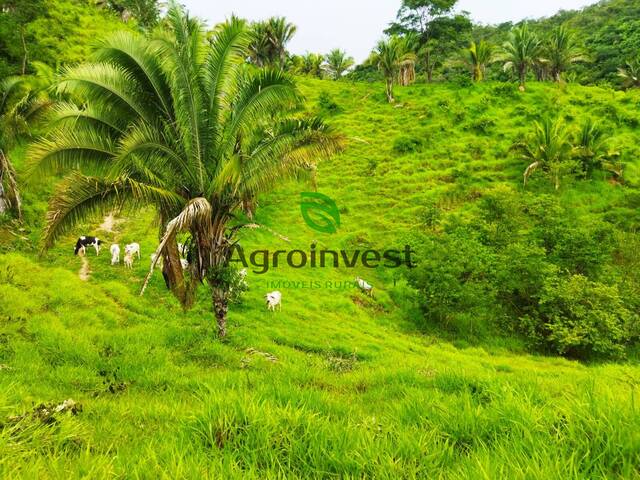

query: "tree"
xmin=323 ymin=49 xmax=355 ymax=80
xmin=519 ymin=117 xmax=573 ymax=190
xmin=464 ymin=40 xmax=494 ymax=81
xmin=618 ymin=58 xmax=640 ymax=89
xmin=387 ymin=0 xmax=458 ymax=41
xmin=97 ymin=0 xmax=161 ymax=28
xmin=0 ymin=0 xmax=45 ymax=74
xmin=545 ymin=25 xmax=586 ymax=82
xmin=29 ymin=7 xmax=344 ymax=337
xmin=248 ymin=17 xmax=297 ymax=69
xmin=502 ymin=24 xmax=542 ymax=90
xmin=574 ymin=119 xmax=610 ymax=178
xmin=373 ymin=38 xmax=402 ymax=103
xmin=301 ymin=53 xmax=325 ymax=78
xmin=0 ymin=62 xmax=54 ymax=218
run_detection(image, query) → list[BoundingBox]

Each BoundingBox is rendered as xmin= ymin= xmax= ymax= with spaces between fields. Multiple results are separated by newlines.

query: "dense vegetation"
xmin=1 ymin=0 xmax=640 ymax=477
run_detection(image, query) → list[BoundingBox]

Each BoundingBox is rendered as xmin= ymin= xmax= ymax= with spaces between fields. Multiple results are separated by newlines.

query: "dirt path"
xmin=99 ymin=214 xmax=117 ymax=233
xmin=79 ymin=256 xmax=90 ymax=281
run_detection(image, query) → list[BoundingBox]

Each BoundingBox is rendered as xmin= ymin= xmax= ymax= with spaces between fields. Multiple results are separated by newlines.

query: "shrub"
xmin=521 ymin=275 xmax=636 ymax=360
xmin=317 ymin=91 xmax=342 ymax=114
xmin=393 ymin=136 xmax=422 ymax=154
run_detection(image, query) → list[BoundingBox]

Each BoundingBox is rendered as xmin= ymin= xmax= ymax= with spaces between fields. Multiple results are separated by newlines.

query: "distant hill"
xmin=474 ymin=0 xmax=640 ymax=85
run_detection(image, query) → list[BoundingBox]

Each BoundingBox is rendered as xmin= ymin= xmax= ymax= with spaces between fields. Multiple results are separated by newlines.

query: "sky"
xmin=181 ymin=0 xmax=598 ymax=63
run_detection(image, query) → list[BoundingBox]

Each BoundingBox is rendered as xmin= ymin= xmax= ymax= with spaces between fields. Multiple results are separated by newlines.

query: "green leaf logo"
xmin=300 ymin=192 xmax=341 ymax=234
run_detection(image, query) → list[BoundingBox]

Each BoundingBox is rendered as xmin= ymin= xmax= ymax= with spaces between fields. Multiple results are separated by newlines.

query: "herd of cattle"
xmin=73 ymin=235 xmax=375 ymax=311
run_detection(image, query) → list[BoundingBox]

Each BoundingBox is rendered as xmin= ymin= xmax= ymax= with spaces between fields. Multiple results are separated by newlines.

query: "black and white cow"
xmin=74 ymin=236 xmax=103 ymax=256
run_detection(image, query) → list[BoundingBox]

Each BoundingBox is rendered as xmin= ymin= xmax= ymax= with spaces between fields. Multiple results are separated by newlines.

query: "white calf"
xmin=124 ymin=252 xmax=134 ymax=269
xmin=125 ymin=243 xmax=141 ymax=259
xmin=265 ymin=291 xmax=282 ymax=311
xmin=110 ymin=244 xmax=120 ymax=265
xmin=355 ymin=277 xmax=374 ymax=297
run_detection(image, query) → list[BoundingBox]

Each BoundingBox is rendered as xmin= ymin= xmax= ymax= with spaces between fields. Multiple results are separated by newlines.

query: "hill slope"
xmin=1 ymin=79 xmax=640 ymax=478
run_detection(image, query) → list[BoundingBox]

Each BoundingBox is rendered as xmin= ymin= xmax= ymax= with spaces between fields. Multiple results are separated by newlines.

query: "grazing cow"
xmin=125 ymin=243 xmax=141 ymax=259
xmin=265 ymin=291 xmax=282 ymax=311
xmin=355 ymin=277 xmax=374 ymax=297
xmin=74 ymin=236 xmax=102 ymax=256
xmin=124 ymin=252 xmax=134 ymax=269
xmin=110 ymin=244 xmax=120 ymax=265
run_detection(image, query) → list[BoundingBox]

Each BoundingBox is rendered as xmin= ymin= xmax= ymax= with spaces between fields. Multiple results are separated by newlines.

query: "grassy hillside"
xmin=1 ymin=78 xmax=640 ymax=478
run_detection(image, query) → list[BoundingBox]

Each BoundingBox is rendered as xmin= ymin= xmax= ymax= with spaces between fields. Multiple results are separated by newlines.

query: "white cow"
xmin=265 ymin=291 xmax=282 ymax=311
xmin=355 ymin=277 xmax=374 ymax=297
xmin=125 ymin=243 xmax=141 ymax=259
xmin=110 ymin=244 xmax=120 ymax=265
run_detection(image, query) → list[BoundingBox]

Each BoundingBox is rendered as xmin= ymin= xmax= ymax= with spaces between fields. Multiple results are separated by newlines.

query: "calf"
xmin=125 ymin=243 xmax=141 ymax=259
xmin=265 ymin=291 xmax=282 ymax=311
xmin=124 ymin=252 xmax=134 ymax=269
xmin=74 ymin=236 xmax=102 ymax=256
xmin=110 ymin=244 xmax=120 ymax=265
xmin=355 ymin=277 xmax=374 ymax=297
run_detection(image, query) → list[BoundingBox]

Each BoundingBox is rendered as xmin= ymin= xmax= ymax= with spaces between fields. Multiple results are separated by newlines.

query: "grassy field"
xmin=1 ymin=78 xmax=640 ymax=478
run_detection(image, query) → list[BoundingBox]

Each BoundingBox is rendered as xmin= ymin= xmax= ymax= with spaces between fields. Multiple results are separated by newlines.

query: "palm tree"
xmin=0 ymin=62 xmax=55 ymax=218
xmin=575 ymin=119 xmax=610 ymax=178
xmin=465 ymin=40 xmax=494 ymax=82
xmin=373 ymin=39 xmax=401 ymax=103
xmin=545 ymin=25 xmax=586 ymax=82
xmin=301 ymin=53 xmax=325 ymax=78
xmin=519 ymin=117 xmax=573 ymax=190
xmin=618 ymin=59 xmax=640 ymax=89
xmin=323 ymin=49 xmax=355 ymax=80
xmin=29 ymin=7 xmax=344 ymax=337
xmin=249 ymin=17 xmax=297 ymax=69
xmin=502 ymin=24 xmax=542 ymax=90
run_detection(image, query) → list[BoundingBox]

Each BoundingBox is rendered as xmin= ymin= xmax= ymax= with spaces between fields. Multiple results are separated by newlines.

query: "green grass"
xmin=1 ymin=78 xmax=640 ymax=478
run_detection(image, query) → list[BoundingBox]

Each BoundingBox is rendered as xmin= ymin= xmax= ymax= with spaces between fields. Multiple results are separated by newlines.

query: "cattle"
xmin=124 ymin=252 xmax=134 ymax=269
xmin=110 ymin=244 xmax=120 ymax=265
xmin=355 ymin=277 xmax=374 ymax=297
xmin=125 ymin=243 xmax=141 ymax=259
xmin=265 ymin=291 xmax=282 ymax=311
xmin=74 ymin=236 xmax=102 ymax=256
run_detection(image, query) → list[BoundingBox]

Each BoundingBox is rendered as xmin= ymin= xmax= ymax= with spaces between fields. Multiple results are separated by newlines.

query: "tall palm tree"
xmin=618 ymin=59 xmax=640 ymax=89
xmin=502 ymin=24 xmax=542 ymax=90
xmin=301 ymin=53 xmax=325 ymax=78
xmin=374 ymin=39 xmax=401 ymax=103
xmin=545 ymin=25 xmax=586 ymax=82
xmin=519 ymin=117 xmax=573 ymax=190
xmin=249 ymin=17 xmax=297 ymax=69
xmin=29 ymin=7 xmax=344 ymax=337
xmin=323 ymin=49 xmax=355 ymax=80
xmin=0 ymin=61 xmax=55 ymax=218
xmin=465 ymin=40 xmax=494 ymax=82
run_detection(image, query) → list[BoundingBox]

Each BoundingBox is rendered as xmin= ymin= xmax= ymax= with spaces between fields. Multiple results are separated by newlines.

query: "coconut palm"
xmin=465 ymin=40 xmax=494 ymax=82
xmin=249 ymin=17 xmax=297 ymax=69
xmin=0 ymin=61 xmax=55 ymax=218
xmin=29 ymin=7 xmax=344 ymax=337
xmin=519 ymin=117 xmax=573 ymax=190
xmin=575 ymin=118 xmax=610 ymax=178
xmin=323 ymin=49 xmax=355 ymax=80
xmin=545 ymin=25 xmax=586 ymax=82
xmin=301 ymin=53 xmax=324 ymax=78
xmin=373 ymin=39 xmax=401 ymax=102
xmin=618 ymin=59 xmax=640 ymax=89
xmin=502 ymin=24 xmax=542 ymax=90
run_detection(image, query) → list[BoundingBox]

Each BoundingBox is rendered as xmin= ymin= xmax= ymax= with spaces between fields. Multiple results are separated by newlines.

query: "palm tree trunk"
xmin=211 ymin=286 xmax=229 ymax=338
xmin=385 ymin=78 xmax=394 ymax=103
xmin=20 ymin=29 xmax=28 ymax=75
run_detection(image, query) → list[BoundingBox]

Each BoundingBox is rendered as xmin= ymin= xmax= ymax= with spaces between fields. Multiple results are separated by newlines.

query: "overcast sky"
xmin=181 ymin=0 xmax=598 ymax=63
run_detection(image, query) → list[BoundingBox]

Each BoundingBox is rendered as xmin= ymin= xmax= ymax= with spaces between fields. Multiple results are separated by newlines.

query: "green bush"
xmin=392 ymin=136 xmax=422 ymax=154
xmin=521 ymin=275 xmax=636 ymax=359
